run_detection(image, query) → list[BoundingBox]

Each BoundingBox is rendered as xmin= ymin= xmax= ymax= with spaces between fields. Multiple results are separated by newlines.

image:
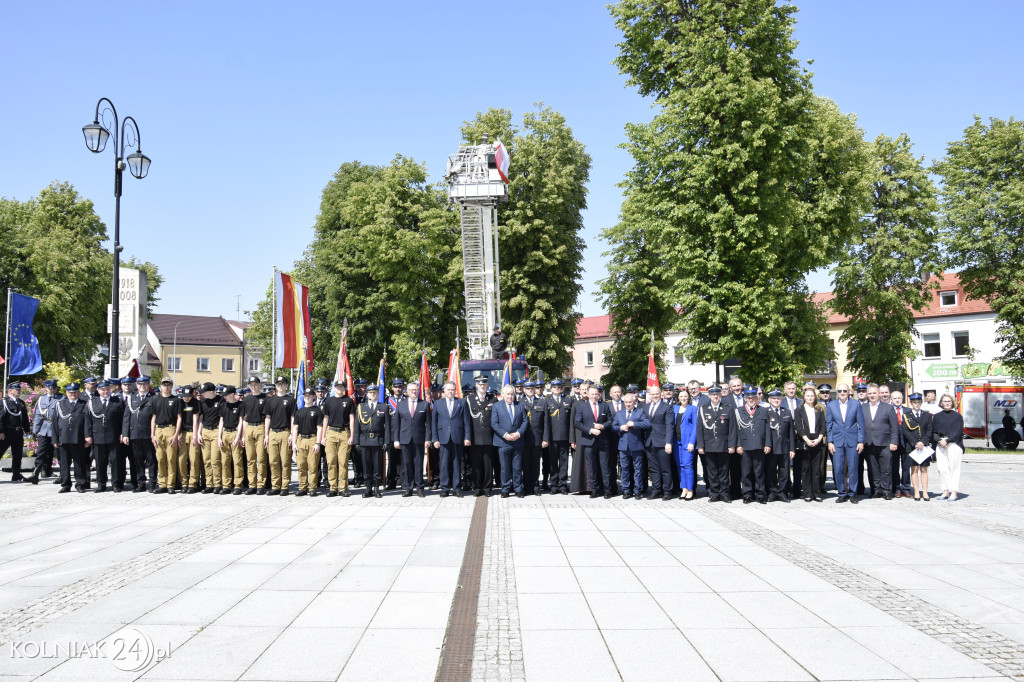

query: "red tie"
xmin=897 ymin=409 xmax=902 ymax=425
xmin=592 ymin=402 xmax=598 ymax=420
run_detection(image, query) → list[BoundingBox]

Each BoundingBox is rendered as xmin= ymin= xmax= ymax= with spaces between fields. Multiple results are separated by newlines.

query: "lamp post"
xmin=82 ymin=98 xmax=151 ymax=377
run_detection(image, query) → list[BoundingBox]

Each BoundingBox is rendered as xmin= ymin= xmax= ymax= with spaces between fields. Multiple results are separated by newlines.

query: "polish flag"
xmin=494 ymin=138 xmax=510 ymax=184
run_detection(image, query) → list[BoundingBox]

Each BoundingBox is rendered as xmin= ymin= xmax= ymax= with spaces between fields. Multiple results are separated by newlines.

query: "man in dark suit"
xmin=734 ymin=388 xmax=770 ymax=503
xmin=861 ymin=383 xmax=899 ymax=500
xmin=54 ymin=383 xmax=93 ymax=493
xmin=491 ymin=384 xmax=529 ymax=497
xmin=466 ymin=375 xmax=496 ymax=497
xmin=545 ymin=378 xmax=574 ymax=495
xmin=723 ymin=378 xmax=746 ymax=498
xmin=612 ymin=392 xmax=650 ymax=498
xmin=392 ymin=380 xmax=433 ymax=497
xmin=520 ymin=380 xmax=550 ymax=495
xmin=87 ymin=380 xmax=124 ymax=493
xmin=765 ymin=389 xmax=795 ymax=502
xmin=643 ymin=386 xmax=675 ymax=501
xmin=573 ymin=384 xmax=613 ymax=498
xmin=432 ymin=381 xmax=471 ymax=498
xmin=825 ymin=382 xmax=864 ymax=503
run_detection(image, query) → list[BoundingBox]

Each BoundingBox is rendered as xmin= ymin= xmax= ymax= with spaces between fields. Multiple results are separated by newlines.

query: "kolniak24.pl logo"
xmin=8 ymin=627 xmax=172 ymax=672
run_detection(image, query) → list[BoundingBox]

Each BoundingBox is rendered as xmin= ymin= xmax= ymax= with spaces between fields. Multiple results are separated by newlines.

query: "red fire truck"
xmin=959 ymin=384 xmax=1023 ymax=449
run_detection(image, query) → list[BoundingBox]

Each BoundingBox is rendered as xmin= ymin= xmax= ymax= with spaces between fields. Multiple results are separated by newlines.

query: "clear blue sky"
xmin=2 ymin=1 xmax=1021 ymax=323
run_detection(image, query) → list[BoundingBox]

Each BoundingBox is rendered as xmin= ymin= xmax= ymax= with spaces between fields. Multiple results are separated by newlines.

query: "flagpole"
xmin=272 ymin=267 xmax=277 ymax=382
xmin=3 ymin=288 xmax=11 ymax=387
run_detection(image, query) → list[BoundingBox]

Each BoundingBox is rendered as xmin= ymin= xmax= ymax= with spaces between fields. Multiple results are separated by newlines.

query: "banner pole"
xmin=3 ymin=288 xmax=11 ymax=387
xmin=272 ymin=268 xmax=277 ymax=382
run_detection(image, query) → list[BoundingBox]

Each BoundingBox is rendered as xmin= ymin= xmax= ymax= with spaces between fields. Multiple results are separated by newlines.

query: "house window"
xmin=248 ymin=358 xmax=260 ymax=372
xmin=601 ymin=350 xmax=610 ymax=367
xmin=196 ymin=357 xmax=210 ymax=372
xmin=166 ymin=357 xmax=181 ymax=372
xmin=673 ymin=345 xmax=686 ymax=365
xmin=222 ymin=358 xmax=235 ymax=372
xmin=940 ymin=290 xmax=957 ymax=307
xmin=585 ymin=351 xmax=594 ymax=367
xmin=922 ymin=333 xmax=941 ymax=359
xmin=952 ymin=331 xmax=971 ymax=358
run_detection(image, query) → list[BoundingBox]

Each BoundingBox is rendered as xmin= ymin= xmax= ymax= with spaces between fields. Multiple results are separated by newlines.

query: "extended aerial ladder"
xmin=445 ymin=134 xmax=509 ymax=360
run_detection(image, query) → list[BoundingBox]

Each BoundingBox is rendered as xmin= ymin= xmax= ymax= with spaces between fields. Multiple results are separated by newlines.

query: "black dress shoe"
xmin=440 ymin=490 xmax=449 ymax=498
xmin=76 ymin=487 xmax=86 ymax=493
xmin=341 ymin=489 xmax=351 ymax=497
xmin=133 ymin=487 xmax=146 ymax=493
xmin=95 ymin=485 xmax=106 ymax=493
xmin=455 ymin=490 xmax=464 ymax=498
xmin=500 ymin=492 xmax=509 ymax=498
xmin=474 ymin=489 xmax=484 ymax=497
xmin=743 ymin=497 xmax=753 ymax=504
xmin=402 ymin=490 xmax=413 ymax=497
xmin=296 ymin=490 xmax=307 ymax=497
xmin=168 ymin=488 xmax=177 ymax=495
xmin=516 ymin=492 xmax=525 ymax=498
xmin=836 ymin=497 xmax=847 ymax=503
xmin=663 ymin=493 xmax=673 ymax=501
xmin=374 ymin=489 xmax=383 ymax=498
xmin=804 ymin=496 xmax=812 ymax=502
xmin=757 ymin=497 xmax=767 ymax=504
xmin=416 ymin=489 xmax=425 ymax=497
xmin=884 ymin=494 xmax=892 ymax=501
xmin=233 ymin=488 xmax=243 ymax=495
xmin=59 ymin=486 xmax=71 ymax=493
xmin=589 ymin=492 xmax=600 ymax=499
xmin=279 ymin=490 xmax=289 ymax=497
xmin=622 ymin=493 xmax=632 ymax=500
xmin=722 ymin=496 xmax=732 ymax=503
xmin=267 ymin=490 xmax=279 ymax=496
xmin=26 ymin=474 xmax=39 ymax=485
xmin=52 ymin=478 xmax=62 ymax=485
xmin=814 ymin=496 xmax=823 ymax=502
xmin=310 ymin=491 xmax=318 ymax=497
xmin=850 ymin=497 xmax=859 ymax=504
xmin=245 ymin=488 xmax=256 ymax=495
xmin=362 ymin=491 xmax=372 ymax=498
xmin=647 ymin=492 xmax=660 ymax=500
xmin=256 ymin=488 xmax=266 ymax=495
xmin=202 ymin=488 xmax=214 ymax=494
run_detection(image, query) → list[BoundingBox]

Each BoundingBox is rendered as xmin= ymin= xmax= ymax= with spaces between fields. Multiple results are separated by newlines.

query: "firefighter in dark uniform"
xmin=87 ymin=380 xmax=124 ymax=492
xmin=734 ymin=387 xmax=770 ymax=504
xmin=1 ymin=382 xmax=32 ymax=482
xmin=55 ymin=383 xmax=92 ymax=493
xmin=351 ymin=377 xmax=368 ymax=488
xmin=765 ymin=389 xmax=795 ymax=502
xmin=425 ymin=383 xmax=442 ymax=489
xmin=695 ymin=386 xmax=736 ymax=502
xmin=385 ymin=378 xmax=405 ymax=489
xmin=356 ymin=384 xmax=389 ymax=498
xmin=121 ymin=376 xmax=155 ymax=492
xmin=521 ymin=380 xmax=549 ymax=496
xmin=465 ymin=375 xmax=496 ymax=496
xmin=545 ymin=378 xmax=574 ymax=494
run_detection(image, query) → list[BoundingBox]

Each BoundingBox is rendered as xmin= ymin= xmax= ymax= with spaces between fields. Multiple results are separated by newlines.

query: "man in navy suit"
xmin=643 ymin=386 xmax=675 ymax=500
xmin=861 ymin=383 xmax=899 ymax=500
xmin=491 ymin=384 xmax=529 ymax=497
xmin=612 ymin=392 xmax=650 ymax=498
xmin=432 ymin=381 xmax=471 ymax=498
xmin=573 ymin=384 xmax=613 ymax=498
xmin=826 ymin=382 xmax=864 ymax=503
xmin=392 ymin=381 xmax=433 ymax=497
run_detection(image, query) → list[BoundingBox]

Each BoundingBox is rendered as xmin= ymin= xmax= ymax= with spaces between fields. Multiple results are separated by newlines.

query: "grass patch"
xmin=966 ymin=447 xmax=1021 ymax=455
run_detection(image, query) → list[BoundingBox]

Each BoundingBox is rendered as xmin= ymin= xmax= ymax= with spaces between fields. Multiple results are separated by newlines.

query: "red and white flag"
xmin=274 ymin=270 xmax=313 ymax=370
xmin=418 ymin=350 xmax=431 ymax=401
xmin=447 ymin=347 xmax=463 ymax=398
xmin=494 ymin=138 xmax=510 ymax=184
xmin=646 ymin=353 xmax=659 ymax=392
xmin=334 ymin=328 xmax=353 ymax=397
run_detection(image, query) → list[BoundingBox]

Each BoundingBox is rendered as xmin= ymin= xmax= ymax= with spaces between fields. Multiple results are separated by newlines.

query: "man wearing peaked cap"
xmin=263 ymin=375 xmax=296 ymax=495
xmin=88 ymin=379 xmax=125 ymax=493
xmin=32 ymin=379 xmax=61 ymax=483
xmin=356 ymin=384 xmax=389 ymax=498
xmin=242 ymin=375 xmax=268 ymax=495
xmin=2 ymin=381 xmax=32 ymax=483
xmin=121 ymin=375 xmax=156 ymax=492
xmin=55 ymin=383 xmax=93 ymax=492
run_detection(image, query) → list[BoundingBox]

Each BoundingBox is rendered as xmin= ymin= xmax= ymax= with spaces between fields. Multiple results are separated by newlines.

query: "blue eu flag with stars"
xmin=9 ymin=293 xmax=43 ymax=376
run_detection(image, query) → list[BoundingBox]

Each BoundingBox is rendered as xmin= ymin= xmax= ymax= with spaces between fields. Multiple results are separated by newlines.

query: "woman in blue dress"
xmin=674 ymin=390 xmax=699 ymax=500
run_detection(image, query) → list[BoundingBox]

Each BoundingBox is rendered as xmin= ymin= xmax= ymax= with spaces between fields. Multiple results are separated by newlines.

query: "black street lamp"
xmin=82 ymin=98 xmax=151 ymax=377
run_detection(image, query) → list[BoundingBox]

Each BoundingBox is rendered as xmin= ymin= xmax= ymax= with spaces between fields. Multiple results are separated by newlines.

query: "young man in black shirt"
xmin=321 ymin=380 xmax=356 ymax=497
xmin=150 ymin=378 xmax=182 ymax=494
xmin=179 ymin=386 xmax=198 ymax=492
xmin=218 ymin=386 xmax=245 ymax=494
xmin=263 ymin=376 xmax=295 ymax=495
xmin=242 ymin=376 xmax=267 ymax=495
xmin=292 ymin=388 xmax=323 ymax=496
xmin=195 ymin=382 xmax=224 ymax=494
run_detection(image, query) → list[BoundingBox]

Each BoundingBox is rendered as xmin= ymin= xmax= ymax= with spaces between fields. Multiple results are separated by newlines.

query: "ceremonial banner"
xmin=377 ymin=354 xmax=387 ymax=406
xmin=9 ymin=293 xmax=43 ymax=376
xmin=646 ymin=352 xmax=659 ymax=392
xmin=333 ymin=328 xmax=353 ymax=397
xmin=494 ymin=138 xmax=511 ymax=184
xmin=274 ymin=271 xmax=313 ymax=370
xmin=447 ymin=347 xmax=463 ymax=398
xmin=501 ymin=356 xmax=512 ymax=388
xmin=418 ymin=351 xmax=431 ymax=401
xmin=296 ymin=360 xmax=307 ymax=409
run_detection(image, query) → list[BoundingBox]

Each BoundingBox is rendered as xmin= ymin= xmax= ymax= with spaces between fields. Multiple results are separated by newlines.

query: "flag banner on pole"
xmin=9 ymin=293 xmax=43 ymax=376
xmin=0 ymin=354 xmax=5 ymax=366
xmin=127 ymin=358 xmax=141 ymax=379
xmin=274 ymin=271 xmax=313 ymax=370
xmin=646 ymin=353 xmax=659 ymax=392
xmin=418 ymin=351 xmax=431 ymax=401
xmin=447 ymin=348 xmax=463 ymax=398
xmin=333 ymin=328 xmax=353 ymax=397
xmin=494 ymin=138 xmax=511 ymax=184
xmin=502 ymin=357 xmax=512 ymax=388
xmin=296 ymin=360 xmax=306 ymax=409
xmin=377 ymin=355 xmax=387 ymax=406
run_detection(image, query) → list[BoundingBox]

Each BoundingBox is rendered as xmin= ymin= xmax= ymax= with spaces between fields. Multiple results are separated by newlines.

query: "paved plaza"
xmin=1 ymin=454 xmax=1023 ymax=681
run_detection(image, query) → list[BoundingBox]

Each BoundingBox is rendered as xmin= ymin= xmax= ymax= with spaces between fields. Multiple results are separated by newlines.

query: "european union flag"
xmin=9 ymin=293 xmax=42 ymax=376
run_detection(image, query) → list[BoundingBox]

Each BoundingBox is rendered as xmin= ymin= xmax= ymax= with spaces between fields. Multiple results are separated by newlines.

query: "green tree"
xmin=831 ymin=133 xmax=942 ymax=382
xmin=598 ymin=196 xmax=676 ymax=386
xmin=934 ymin=116 xmax=1024 ymax=376
xmin=460 ymin=104 xmax=591 ymax=376
xmin=608 ymin=0 xmax=870 ymax=386
xmin=246 ymin=157 xmax=462 ymax=382
xmin=0 ymin=182 xmax=164 ymax=378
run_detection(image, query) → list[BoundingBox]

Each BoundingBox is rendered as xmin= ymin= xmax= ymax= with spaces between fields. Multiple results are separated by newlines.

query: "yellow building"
xmin=147 ymin=314 xmax=247 ymax=388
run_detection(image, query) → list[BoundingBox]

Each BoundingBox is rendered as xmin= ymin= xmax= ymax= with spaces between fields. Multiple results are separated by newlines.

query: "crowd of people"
xmin=1 ymin=373 xmax=967 ymax=503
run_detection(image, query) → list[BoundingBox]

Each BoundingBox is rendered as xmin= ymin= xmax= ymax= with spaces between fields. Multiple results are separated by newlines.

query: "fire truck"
xmin=960 ymin=384 xmax=1023 ymax=449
